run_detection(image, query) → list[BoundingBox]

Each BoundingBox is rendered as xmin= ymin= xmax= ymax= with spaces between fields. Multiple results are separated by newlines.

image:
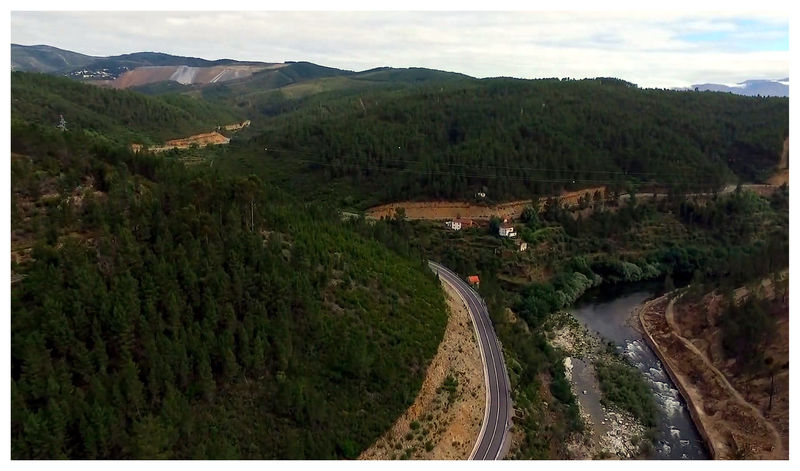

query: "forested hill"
xmin=248 ymin=77 xmax=788 ymax=204
xmin=11 ymin=71 xmax=240 ymax=145
xmin=11 ymin=117 xmax=448 ymax=458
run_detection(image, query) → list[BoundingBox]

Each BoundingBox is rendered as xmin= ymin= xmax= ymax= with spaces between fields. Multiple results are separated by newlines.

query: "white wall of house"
xmin=499 ymin=226 xmax=515 ymax=237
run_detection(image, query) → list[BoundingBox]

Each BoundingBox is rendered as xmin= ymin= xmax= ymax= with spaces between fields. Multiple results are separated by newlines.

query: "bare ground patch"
xmin=639 ymin=291 xmax=787 ymax=459
xmin=359 ymin=282 xmax=485 ymax=460
xmin=365 ymin=187 xmax=608 ymax=221
xmin=766 ymin=137 xmax=789 ymax=186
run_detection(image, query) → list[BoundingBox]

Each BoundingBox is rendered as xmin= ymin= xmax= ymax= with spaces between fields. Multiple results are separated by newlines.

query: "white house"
xmin=445 ymin=220 xmax=462 ymax=231
xmin=499 ymin=224 xmax=516 ymax=238
xmin=515 ymin=239 xmax=528 ymax=252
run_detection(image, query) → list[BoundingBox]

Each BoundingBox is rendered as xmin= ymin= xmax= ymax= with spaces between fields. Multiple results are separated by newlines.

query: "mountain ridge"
xmin=676 ymin=78 xmax=789 ymax=97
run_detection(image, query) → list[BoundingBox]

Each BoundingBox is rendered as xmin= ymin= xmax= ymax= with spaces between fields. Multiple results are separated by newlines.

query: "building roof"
xmin=500 ymin=224 xmax=514 ymax=229
xmin=467 ymin=275 xmax=480 ymax=284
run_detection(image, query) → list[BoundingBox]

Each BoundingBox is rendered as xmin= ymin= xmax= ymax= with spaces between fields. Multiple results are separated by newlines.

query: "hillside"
xmin=11 ymin=71 xmax=240 ymax=144
xmin=197 ymin=63 xmax=469 ymax=115
xmin=10 ymin=45 xmax=474 ymax=110
xmin=197 ymin=61 xmax=354 ymax=103
xmin=10 ymin=109 xmax=449 ymax=459
xmin=219 ymin=77 xmax=788 ymax=206
xmin=11 ymin=43 xmax=97 ymax=73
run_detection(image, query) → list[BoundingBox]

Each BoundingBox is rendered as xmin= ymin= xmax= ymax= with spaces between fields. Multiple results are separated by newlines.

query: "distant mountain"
xmin=677 ymin=78 xmax=789 ymax=97
xmin=11 ymin=44 xmax=97 ymax=73
xmin=11 ymin=43 xmax=283 ymax=87
xmin=11 ymin=44 xmax=473 ymax=95
xmin=351 ymin=66 xmax=471 ymax=83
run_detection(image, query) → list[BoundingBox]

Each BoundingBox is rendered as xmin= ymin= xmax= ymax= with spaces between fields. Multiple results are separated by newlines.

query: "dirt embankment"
xmin=137 ymin=131 xmax=230 ymax=153
xmin=359 ymin=281 xmax=485 ymax=460
xmin=638 ymin=291 xmax=787 ymax=459
xmin=163 ymin=131 xmax=230 ymax=148
xmin=365 ymin=187 xmax=607 ymax=221
xmin=767 ymin=137 xmax=789 ymax=186
xmin=366 ymin=199 xmax=533 ymax=221
xmin=366 ymin=179 xmax=788 ymax=223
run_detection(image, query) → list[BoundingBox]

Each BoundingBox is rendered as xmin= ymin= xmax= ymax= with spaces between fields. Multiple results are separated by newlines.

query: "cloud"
xmin=10 ymin=11 xmax=789 ymax=88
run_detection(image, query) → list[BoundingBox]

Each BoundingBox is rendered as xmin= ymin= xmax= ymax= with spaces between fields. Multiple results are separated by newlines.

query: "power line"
xmin=289 ymin=158 xmax=718 ymax=186
xmin=260 ymin=146 xmax=722 ymax=183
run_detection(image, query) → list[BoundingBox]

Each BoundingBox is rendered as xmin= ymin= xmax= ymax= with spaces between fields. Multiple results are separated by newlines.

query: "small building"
xmin=515 ymin=239 xmax=528 ymax=252
xmin=445 ymin=220 xmax=462 ymax=231
xmin=455 ymin=218 xmax=474 ymax=229
xmin=467 ymin=275 xmax=480 ymax=287
xmin=476 ymin=191 xmax=486 ymax=199
xmin=499 ymin=224 xmax=516 ymax=238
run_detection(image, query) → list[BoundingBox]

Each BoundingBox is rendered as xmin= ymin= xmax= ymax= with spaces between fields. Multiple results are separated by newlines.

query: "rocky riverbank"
xmin=547 ymin=312 xmax=648 ymax=459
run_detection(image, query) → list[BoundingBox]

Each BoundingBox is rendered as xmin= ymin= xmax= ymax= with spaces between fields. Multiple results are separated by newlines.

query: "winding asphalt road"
xmin=428 ymin=261 xmax=512 ymax=460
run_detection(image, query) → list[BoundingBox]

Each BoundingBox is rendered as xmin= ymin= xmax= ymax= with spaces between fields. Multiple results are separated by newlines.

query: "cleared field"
xmin=365 ymin=187 xmax=607 ymax=221
xmin=111 ymin=64 xmax=283 ymax=88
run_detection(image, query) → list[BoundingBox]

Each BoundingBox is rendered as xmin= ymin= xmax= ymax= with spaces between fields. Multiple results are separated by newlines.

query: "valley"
xmin=9 ymin=42 xmax=789 ymax=461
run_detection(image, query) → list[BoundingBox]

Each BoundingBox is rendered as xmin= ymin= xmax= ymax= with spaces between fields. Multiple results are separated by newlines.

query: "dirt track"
xmin=366 ymin=180 xmax=788 ymax=222
xmin=365 ymin=200 xmax=533 ymax=221
xmin=767 ymin=137 xmax=789 ymax=186
xmin=144 ymin=131 xmax=230 ymax=153
xmin=365 ymin=187 xmax=606 ymax=221
xmin=638 ymin=293 xmax=787 ymax=459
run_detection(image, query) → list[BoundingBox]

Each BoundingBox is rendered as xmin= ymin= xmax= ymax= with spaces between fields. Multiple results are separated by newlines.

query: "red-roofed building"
xmin=467 ymin=275 xmax=480 ymax=287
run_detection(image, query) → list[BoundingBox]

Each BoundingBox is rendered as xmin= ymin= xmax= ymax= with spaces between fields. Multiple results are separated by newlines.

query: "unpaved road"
xmin=365 ymin=183 xmax=783 ymax=222
xmin=639 ymin=294 xmax=785 ymax=459
xmin=366 ymin=187 xmax=606 ymax=221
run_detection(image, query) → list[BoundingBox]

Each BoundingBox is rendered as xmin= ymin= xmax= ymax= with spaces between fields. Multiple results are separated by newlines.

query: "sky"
xmin=8 ymin=3 xmax=792 ymax=89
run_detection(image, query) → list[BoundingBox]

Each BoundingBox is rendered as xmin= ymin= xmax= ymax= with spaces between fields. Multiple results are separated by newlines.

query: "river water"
xmin=570 ymin=283 xmax=709 ymax=460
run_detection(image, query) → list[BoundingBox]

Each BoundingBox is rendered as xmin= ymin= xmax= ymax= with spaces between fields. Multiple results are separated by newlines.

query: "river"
xmin=570 ymin=283 xmax=709 ymax=460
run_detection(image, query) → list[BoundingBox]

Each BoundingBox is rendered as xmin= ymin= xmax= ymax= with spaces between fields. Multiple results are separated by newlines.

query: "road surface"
xmin=428 ymin=261 xmax=512 ymax=460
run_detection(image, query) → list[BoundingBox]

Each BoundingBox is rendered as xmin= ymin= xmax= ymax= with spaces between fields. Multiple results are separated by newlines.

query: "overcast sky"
xmin=9 ymin=7 xmax=790 ymax=89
